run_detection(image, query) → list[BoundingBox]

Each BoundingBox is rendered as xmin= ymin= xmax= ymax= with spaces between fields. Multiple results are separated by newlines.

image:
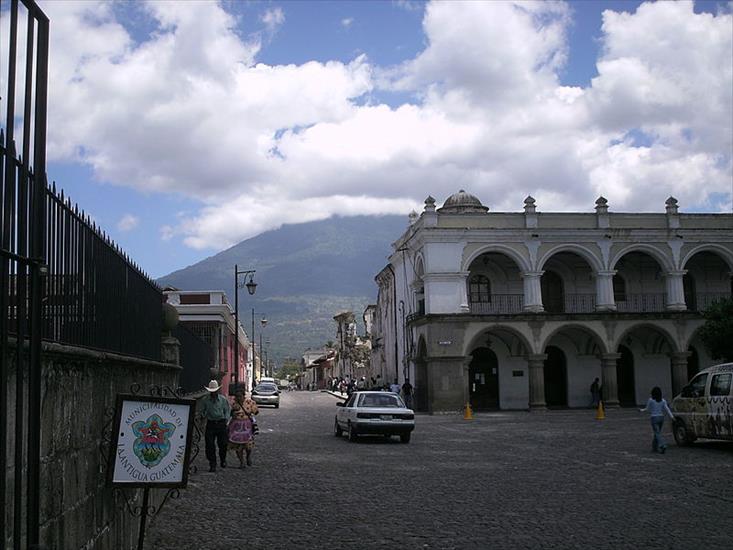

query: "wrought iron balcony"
xmin=615 ymin=293 xmax=667 ymax=313
xmin=469 ymin=295 xmax=524 ymax=314
xmin=686 ymin=292 xmax=731 ymax=312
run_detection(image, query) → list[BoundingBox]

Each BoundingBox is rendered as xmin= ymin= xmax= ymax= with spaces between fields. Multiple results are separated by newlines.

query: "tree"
xmin=275 ymin=358 xmax=302 ymax=380
xmin=698 ymin=297 xmax=733 ymax=362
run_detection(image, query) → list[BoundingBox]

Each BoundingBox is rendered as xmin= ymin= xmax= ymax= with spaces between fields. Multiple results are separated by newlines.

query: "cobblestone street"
xmin=145 ymin=391 xmax=733 ymax=550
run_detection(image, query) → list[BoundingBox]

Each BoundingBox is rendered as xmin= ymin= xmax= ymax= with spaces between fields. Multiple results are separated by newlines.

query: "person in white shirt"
xmin=389 ymin=379 xmax=401 ymax=394
xmin=639 ymin=386 xmax=675 ymax=454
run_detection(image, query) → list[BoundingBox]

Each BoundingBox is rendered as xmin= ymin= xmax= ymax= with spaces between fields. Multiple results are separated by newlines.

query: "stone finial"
xmin=523 ymin=195 xmax=536 ymax=212
xmin=665 ymin=196 xmax=679 ymax=214
xmin=424 ymin=195 xmax=436 ymax=213
xmin=595 ymin=196 xmax=610 ymax=228
xmin=666 ymin=196 xmax=680 ymax=228
xmin=408 ymin=210 xmax=419 ymax=225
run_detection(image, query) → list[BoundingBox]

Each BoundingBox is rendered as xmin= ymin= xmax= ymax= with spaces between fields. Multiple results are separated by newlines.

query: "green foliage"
xmin=275 ymin=358 xmax=302 ymax=380
xmin=698 ymin=297 xmax=733 ymax=362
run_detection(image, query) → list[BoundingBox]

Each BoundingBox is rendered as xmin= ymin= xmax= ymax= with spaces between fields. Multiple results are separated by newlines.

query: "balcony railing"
xmin=688 ymin=292 xmax=731 ymax=312
xmin=469 ymin=295 xmax=524 ymax=314
xmin=615 ymin=294 xmax=667 ymax=313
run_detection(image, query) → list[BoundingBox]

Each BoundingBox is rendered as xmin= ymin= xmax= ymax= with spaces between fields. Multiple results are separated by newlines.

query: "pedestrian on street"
xmin=639 ymin=386 xmax=675 ymax=454
xmin=590 ymin=377 xmax=601 ymax=408
xmin=228 ymin=389 xmax=258 ymax=469
xmin=402 ymin=379 xmax=413 ymax=409
xmin=390 ymin=379 xmax=401 ymax=394
xmin=201 ymin=379 xmax=231 ymax=472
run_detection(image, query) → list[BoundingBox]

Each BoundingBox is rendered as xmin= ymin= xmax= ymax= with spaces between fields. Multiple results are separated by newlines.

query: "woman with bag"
xmin=228 ymin=389 xmax=258 ymax=468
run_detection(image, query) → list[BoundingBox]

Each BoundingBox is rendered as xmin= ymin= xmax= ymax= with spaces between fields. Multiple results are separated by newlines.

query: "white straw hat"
xmin=204 ymin=380 xmax=221 ymax=392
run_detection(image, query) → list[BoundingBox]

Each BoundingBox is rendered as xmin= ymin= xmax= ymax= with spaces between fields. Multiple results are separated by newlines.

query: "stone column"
xmin=664 ymin=270 xmax=687 ymax=311
xmin=522 ymin=271 xmax=544 ymax=313
xmin=527 ymin=354 xmax=547 ymax=410
xmin=669 ymin=351 xmax=692 ymax=395
xmin=458 ymin=271 xmax=470 ymax=313
xmin=600 ymin=353 xmax=621 ymax=407
xmin=595 ymin=270 xmax=617 ymax=312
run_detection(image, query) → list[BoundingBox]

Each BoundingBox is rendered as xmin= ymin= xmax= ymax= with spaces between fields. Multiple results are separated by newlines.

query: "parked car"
xmin=259 ymin=377 xmax=276 ymax=385
xmin=334 ymin=391 xmax=415 ymax=443
xmin=252 ymin=383 xmax=280 ymax=408
xmin=671 ymin=362 xmax=733 ymax=446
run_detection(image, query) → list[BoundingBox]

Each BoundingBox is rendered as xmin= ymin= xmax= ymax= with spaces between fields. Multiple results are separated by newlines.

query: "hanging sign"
xmin=108 ymin=394 xmax=196 ymax=488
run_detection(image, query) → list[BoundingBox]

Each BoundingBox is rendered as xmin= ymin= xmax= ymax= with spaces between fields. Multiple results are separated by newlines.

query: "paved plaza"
xmin=145 ymin=391 xmax=732 ymax=550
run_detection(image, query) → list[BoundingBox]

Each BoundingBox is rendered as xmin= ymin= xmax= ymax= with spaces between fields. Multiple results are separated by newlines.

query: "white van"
xmin=671 ymin=362 xmax=733 ymax=445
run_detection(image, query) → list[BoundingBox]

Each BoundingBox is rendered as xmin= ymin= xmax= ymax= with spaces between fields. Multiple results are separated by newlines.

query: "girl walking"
xmin=228 ymin=390 xmax=258 ymax=468
xmin=640 ymin=386 xmax=675 ymax=454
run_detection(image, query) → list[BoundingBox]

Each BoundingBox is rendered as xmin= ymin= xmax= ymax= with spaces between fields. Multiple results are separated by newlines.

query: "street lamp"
xmin=234 ymin=265 xmax=257 ymax=387
xmin=253 ymin=312 xmax=267 ymax=382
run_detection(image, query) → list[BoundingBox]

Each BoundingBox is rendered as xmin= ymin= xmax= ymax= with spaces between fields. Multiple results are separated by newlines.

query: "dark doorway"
xmin=468 ymin=347 xmax=499 ymax=410
xmin=686 ymin=346 xmax=700 ymax=382
xmin=543 ymin=346 xmax=567 ymax=407
xmin=415 ymin=359 xmax=428 ymax=412
xmin=683 ymin=274 xmax=696 ymax=311
xmin=616 ymin=345 xmax=636 ymax=406
xmin=541 ymin=271 xmax=565 ymax=313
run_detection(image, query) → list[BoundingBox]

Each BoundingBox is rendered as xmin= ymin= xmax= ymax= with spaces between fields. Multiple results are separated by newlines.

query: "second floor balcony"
xmin=465 ymin=291 xmax=727 ymax=315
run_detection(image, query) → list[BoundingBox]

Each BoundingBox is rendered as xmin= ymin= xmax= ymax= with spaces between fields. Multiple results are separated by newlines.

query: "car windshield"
xmin=358 ymin=393 xmax=404 ymax=408
xmin=255 ymin=384 xmax=277 ymax=392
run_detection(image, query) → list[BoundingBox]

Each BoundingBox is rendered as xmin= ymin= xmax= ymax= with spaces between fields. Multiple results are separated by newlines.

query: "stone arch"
xmin=681 ymin=244 xmax=733 ymax=272
xmin=464 ymin=324 xmax=533 ymax=357
xmin=610 ymin=244 xmax=675 ymax=272
xmin=538 ymin=244 xmax=604 ymax=273
xmin=463 ymin=244 xmax=531 ymax=273
xmin=540 ymin=324 xmax=608 ymax=356
xmin=613 ymin=322 xmax=680 ymax=354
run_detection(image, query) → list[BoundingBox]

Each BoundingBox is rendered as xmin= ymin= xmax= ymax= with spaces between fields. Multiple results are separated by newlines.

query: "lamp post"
xmin=234 ymin=265 xmax=257 ymax=387
xmin=253 ymin=312 xmax=267 ymax=382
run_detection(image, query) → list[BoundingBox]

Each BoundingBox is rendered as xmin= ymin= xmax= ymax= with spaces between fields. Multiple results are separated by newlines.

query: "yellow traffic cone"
xmin=595 ymin=400 xmax=605 ymax=420
xmin=463 ymin=402 xmax=474 ymax=420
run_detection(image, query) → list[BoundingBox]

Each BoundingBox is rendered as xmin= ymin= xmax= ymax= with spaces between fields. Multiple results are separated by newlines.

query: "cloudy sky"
xmin=2 ymin=0 xmax=731 ymax=277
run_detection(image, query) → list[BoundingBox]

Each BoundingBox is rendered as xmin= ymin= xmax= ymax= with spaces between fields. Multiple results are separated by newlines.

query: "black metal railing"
xmin=41 ymin=183 xmax=162 ymax=360
xmin=615 ymin=293 xmax=667 ymax=313
xmin=469 ymin=295 xmax=524 ymax=314
xmin=688 ymin=292 xmax=730 ymax=312
xmin=564 ymin=294 xmax=596 ymax=313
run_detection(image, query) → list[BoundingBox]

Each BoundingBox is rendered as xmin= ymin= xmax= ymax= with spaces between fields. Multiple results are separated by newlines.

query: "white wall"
xmin=634 ymin=354 xmax=673 ymax=405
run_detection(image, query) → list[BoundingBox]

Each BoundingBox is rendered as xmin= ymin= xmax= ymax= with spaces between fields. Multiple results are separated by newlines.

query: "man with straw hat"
xmin=201 ymin=379 xmax=231 ymax=472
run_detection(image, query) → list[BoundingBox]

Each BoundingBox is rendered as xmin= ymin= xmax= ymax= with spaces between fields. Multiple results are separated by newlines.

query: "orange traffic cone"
xmin=595 ymin=400 xmax=605 ymax=420
xmin=463 ymin=402 xmax=474 ymax=420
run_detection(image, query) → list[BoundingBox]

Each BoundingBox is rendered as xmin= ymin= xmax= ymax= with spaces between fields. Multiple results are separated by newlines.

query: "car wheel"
xmin=673 ymin=420 xmax=694 ymax=446
xmin=334 ymin=419 xmax=343 ymax=437
xmin=400 ymin=433 xmax=411 ymax=444
xmin=348 ymin=422 xmax=358 ymax=442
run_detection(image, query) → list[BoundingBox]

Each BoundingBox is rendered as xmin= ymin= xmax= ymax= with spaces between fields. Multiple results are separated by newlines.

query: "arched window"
xmin=469 ymin=275 xmax=491 ymax=303
xmin=613 ymin=274 xmax=626 ymax=302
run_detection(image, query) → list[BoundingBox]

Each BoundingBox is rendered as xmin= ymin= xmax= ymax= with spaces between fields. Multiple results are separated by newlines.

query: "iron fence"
xmin=615 ymin=293 xmax=667 ymax=313
xmin=42 ymin=184 xmax=163 ymax=360
xmin=469 ymin=295 xmax=524 ymax=314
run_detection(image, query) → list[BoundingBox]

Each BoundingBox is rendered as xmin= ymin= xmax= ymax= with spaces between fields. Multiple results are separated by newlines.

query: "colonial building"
xmin=372 ymin=191 xmax=733 ymax=413
xmin=164 ymin=289 xmax=253 ymax=395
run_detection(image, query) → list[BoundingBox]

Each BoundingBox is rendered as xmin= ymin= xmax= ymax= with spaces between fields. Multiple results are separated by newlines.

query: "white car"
xmin=334 ymin=391 xmax=415 ymax=443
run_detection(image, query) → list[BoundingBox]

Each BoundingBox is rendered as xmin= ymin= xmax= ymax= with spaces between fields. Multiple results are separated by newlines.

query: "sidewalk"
xmin=321 ymin=389 xmax=347 ymax=400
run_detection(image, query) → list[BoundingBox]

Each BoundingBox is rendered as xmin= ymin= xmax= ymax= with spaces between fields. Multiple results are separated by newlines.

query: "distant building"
xmin=302 ymin=348 xmax=335 ymax=390
xmin=164 ymin=289 xmax=253 ymax=395
xmin=373 ymin=191 xmax=733 ymax=413
xmin=333 ymin=310 xmax=372 ymax=382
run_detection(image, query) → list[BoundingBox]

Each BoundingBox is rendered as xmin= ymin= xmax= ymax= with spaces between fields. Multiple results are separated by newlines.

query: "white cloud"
xmin=117 ymin=214 xmax=139 ymax=232
xmin=31 ymin=0 xmax=732 ymax=251
xmin=341 ymin=17 xmax=354 ymax=28
xmin=261 ymin=7 xmax=285 ymax=33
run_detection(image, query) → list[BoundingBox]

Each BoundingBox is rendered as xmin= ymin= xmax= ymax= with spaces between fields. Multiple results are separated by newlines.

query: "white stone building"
xmin=372 ymin=191 xmax=733 ymax=413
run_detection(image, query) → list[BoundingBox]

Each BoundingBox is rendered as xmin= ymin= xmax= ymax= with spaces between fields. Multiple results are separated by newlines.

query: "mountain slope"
xmin=158 ymin=215 xmax=407 ymax=362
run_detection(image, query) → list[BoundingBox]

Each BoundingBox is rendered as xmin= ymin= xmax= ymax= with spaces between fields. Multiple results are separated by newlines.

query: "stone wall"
xmin=3 ymin=340 xmax=181 ymax=550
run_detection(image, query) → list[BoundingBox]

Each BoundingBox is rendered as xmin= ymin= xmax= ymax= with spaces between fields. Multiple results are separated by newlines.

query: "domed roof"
xmin=437 ymin=190 xmax=488 ymax=214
